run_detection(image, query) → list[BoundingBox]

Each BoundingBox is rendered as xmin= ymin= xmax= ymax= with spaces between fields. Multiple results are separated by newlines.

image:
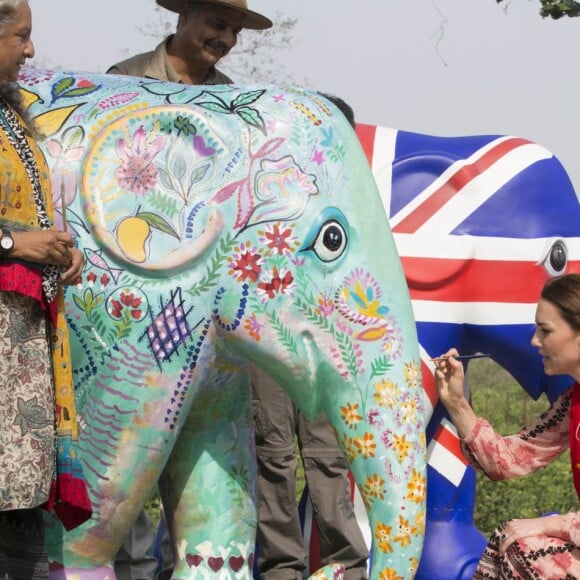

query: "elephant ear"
xmin=79 ymin=104 xmax=230 ymax=275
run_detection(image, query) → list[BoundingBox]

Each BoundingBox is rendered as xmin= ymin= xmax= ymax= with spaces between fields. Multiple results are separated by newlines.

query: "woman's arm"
xmin=9 ymin=229 xmax=76 ymax=268
xmin=435 ymin=348 xmax=478 ymax=437
xmin=435 ymin=348 xmax=571 ymax=480
xmin=500 ymin=512 xmax=580 ymax=553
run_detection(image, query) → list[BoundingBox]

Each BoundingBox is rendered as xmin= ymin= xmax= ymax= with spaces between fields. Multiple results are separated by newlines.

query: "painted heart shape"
xmin=186 ymin=554 xmax=203 ymax=567
xmin=208 ymin=556 xmax=224 ymax=572
xmin=193 ymin=135 xmax=216 ymax=157
xmin=229 ymin=555 xmax=244 ymax=572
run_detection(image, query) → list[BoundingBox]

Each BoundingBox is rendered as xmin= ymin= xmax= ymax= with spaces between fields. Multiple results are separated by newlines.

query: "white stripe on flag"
xmin=427 ymin=418 xmax=467 ymax=486
xmin=412 ymin=300 xmax=536 ymax=325
xmin=427 ymin=438 xmax=467 ymax=487
xmin=370 ymin=125 xmax=397 ymax=214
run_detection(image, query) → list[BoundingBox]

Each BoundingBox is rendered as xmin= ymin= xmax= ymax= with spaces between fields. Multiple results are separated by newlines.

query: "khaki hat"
xmin=157 ymin=0 xmax=273 ymax=30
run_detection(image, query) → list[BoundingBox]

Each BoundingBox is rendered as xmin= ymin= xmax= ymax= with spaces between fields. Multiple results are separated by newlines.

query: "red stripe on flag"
xmin=355 ymin=123 xmax=377 ymax=167
xmin=421 ymin=359 xmax=438 ymax=408
xmin=434 ymin=424 xmax=468 ymax=465
xmin=403 ymin=258 xmax=580 ymax=303
xmin=393 ymin=137 xmax=532 ymax=234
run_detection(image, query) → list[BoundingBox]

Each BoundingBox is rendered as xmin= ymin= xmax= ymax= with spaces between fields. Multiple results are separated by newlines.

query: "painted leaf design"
xmin=52 ymin=77 xmax=75 ymax=99
xmin=141 ymin=81 xmax=188 ymax=98
xmin=234 ymin=180 xmax=254 ymax=229
xmin=196 ymin=101 xmax=231 ymax=114
xmin=253 ymin=137 xmax=284 ymax=160
xmin=137 ymin=211 xmax=180 ymax=239
xmin=190 ymin=160 xmax=212 ymax=184
xmin=210 ymin=178 xmax=245 ymax=204
xmin=169 ymin=153 xmax=187 ymax=182
xmin=237 ymin=107 xmax=266 ymax=134
xmin=232 ymin=89 xmax=266 ymax=109
xmin=20 ymin=87 xmax=40 ymax=109
xmin=33 ymin=104 xmax=83 ymax=138
xmin=60 ymin=85 xmax=100 ymax=99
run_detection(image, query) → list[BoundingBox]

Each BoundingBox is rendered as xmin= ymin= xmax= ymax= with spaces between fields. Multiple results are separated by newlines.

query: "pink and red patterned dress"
xmin=462 ymin=385 xmax=580 ymax=578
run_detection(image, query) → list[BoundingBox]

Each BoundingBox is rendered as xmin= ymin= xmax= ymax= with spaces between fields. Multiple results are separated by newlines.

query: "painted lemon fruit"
xmin=117 ymin=216 xmax=151 ymax=263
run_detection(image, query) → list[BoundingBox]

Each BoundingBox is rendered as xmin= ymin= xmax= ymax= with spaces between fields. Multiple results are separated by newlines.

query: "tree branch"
xmin=496 ymin=0 xmax=580 ymax=18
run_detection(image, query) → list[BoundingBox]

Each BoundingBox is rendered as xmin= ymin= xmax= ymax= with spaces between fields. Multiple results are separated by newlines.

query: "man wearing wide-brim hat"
xmin=107 ymin=0 xmax=272 ymax=85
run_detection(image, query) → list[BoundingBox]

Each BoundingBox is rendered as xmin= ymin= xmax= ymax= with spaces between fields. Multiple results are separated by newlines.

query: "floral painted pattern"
xmin=19 ymin=69 xmax=425 ymax=577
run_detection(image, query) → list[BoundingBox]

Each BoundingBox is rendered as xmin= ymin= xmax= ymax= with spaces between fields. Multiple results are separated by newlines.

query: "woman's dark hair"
xmin=541 ymin=273 xmax=580 ymax=332
xmin=318 ymin=93 xmax=355 ymax=128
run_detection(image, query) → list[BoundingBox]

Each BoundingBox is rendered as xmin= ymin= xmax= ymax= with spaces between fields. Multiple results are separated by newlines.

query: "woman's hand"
xmin=11 ymin=230 xmax=77 ymax=268
xmin=435 ymin=348 xmax=466 ymax=409
xmin=434 ymin=348 xmax=477 ymax=437
xmin=499 ymin=515 xmax=570 ymax=554
xmin=59 ymin=247 xmax=84 ymax=285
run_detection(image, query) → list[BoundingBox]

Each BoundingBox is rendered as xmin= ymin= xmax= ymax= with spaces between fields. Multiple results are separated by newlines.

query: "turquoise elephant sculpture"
xmin=19 ymin=69 xmax=426 ymax=578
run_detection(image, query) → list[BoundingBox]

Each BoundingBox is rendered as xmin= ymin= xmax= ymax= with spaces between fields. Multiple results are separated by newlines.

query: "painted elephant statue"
xmin=355 ymin=123 xmax=580 ymax=578
xmin=18 ymin=69 xmax=427 ymax=579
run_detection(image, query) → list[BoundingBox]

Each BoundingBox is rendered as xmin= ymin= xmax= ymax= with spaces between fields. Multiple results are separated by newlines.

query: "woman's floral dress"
xmin=463 ymin=386 xmax=580 ymax=578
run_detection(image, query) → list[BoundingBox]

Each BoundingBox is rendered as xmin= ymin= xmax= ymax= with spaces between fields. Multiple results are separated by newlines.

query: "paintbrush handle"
xmin=430 ymin=353 xmax=491 ymax=362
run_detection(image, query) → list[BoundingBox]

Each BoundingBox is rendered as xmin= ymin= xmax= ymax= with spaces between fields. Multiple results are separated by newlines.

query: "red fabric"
xmin=0 ymin=262 xmax=57 ymax=324
xmin=45 ymin=474 xmax=92 ymax=531
xmin=569 ymin=382 xmax=580 ymax=502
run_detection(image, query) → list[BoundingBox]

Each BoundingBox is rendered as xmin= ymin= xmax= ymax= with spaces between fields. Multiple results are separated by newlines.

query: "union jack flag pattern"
xmin=303 ymin=123 xmax=580 ymax=579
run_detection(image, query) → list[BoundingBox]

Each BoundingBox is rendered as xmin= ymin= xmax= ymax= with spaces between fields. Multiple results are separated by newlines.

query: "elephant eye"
xmin=311 ymin=220 xmax=347 ymax=263
xmin=541 ymin=239 xmax=567 ymax=276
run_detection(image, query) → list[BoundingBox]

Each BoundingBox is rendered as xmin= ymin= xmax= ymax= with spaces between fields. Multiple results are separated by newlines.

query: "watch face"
xmin=0 ymin=235 xmax=13 ymax=251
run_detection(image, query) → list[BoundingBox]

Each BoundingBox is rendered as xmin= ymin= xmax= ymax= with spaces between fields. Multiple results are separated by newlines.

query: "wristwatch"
xmin=0 ymin=229 xmax=14 ymax=256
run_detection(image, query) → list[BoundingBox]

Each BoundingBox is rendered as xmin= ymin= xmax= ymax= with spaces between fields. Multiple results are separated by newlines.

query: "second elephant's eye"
xmin=542 ymin=239 xmax=567 ymax=276
xmin=311 ymin=220 xmax=347 ymax=262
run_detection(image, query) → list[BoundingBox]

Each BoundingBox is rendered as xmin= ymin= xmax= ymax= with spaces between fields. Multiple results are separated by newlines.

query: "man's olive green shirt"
xmin=106 ymin=35 xmax=233 ymax=85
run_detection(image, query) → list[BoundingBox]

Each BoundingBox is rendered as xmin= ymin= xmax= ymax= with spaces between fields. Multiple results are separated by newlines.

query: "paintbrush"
xmin=61 ymin=180 xmax=68 ymax=233
xmin=429 ymin=353 xmax=491 ymax=362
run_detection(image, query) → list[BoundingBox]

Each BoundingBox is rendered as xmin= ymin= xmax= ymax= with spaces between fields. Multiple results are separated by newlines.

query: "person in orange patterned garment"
xmin=435 ymin=273 xmax=580 ymax=578
xmin=0 ymin=0 xmax=91 ymax=577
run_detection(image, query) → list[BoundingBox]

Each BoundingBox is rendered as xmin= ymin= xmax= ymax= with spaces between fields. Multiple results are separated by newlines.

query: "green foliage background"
xmin=468 ymin=359 xmax=579 ymax=537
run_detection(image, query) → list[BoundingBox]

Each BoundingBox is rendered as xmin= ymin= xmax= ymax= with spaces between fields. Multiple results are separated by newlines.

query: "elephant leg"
xmin=159 ymin=379 xmax=256 ymax=578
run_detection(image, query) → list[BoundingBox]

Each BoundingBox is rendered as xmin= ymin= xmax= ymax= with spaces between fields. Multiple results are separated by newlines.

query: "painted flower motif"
xmin=257 ymin=266 xmax=295 ymax=302
xmin=259 ymin=222 xmax=299 ymax=257
xmin=340 ymin=402 xmax=362 ymax=429
xmin=107 ymin=288 xmax=146 ymax=321
xmin=316 ymin=294 xmax=335 ymax=318
xmin=404 ymin=361 xmax=421 ymax=389
xmin=367 ymin=409 xmax=384 ymax=429
xmin=244 ymin=313 xmax=264 ymax=342
xmin=400 ymin=397 xmax=420 ymax=427
xmin=340 ymin=434 xmax=358 ymax=464
xmin=354 ymin=432 xmax=376 ymax=459
xmin=373 ymin=379 xmax=401 ymax=409
xmin=250 ymin=155 xmax=319 ymax=226
xmin=363 ymin=473 xmax=386 ymax=504
xmin=406 ymin=468 xmax=426 ymax=505
xmin=45 ymin=125 xmax=86 ymax=232
xmin=379 ymin=570 xmax=404 ymax=580
xmin=374 ymin=522 xmax=393 ymax=554
xmin=391 ymin=433 xmax=413 ymax=463
xmin=115 ymin=125 xmax=166 ymax=195
xmin=100 ymin=273 xmax=110 ymax=287
xmin=87 ymin=271 xmax=97 ymax=285
xmin=229 ymin=242 xmax=263 ymax=283
xmin=339 ymin=268 xmax=389 ymax=323
xmin=394 ymin=516 xmax=413 ymax=548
